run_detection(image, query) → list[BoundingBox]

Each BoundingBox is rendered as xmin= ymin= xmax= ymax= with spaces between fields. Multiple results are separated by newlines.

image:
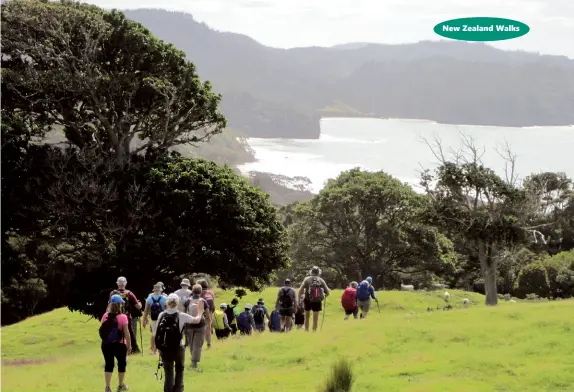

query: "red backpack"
xmin=341 ymin=288 xmax=357 ymax=310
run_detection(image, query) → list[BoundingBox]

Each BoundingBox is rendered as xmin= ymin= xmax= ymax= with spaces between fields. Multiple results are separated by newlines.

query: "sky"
xmin=87 ymin=0 xmax=574 ymax=58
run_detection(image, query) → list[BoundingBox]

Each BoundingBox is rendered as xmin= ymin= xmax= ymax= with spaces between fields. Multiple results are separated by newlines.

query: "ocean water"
xmin=237 ymin=118 xmax=574 ymax=193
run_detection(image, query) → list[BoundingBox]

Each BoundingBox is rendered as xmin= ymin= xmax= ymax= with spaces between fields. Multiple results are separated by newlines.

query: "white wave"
xmin=319 ymin=134 xmax=387 ymax=144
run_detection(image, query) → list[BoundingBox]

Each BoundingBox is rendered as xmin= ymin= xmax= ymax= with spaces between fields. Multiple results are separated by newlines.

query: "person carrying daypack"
xmin=251 ymin=299 xmax=269 ymax=332
xmin=298 ymin=266 xmax=331 ymax=332
xmin=294 ymin=296 xmax=305 ymax=330
xmin=357 ymin=277 xmax=377 ymax=319
xmin=155 ymin=293 xmax=203 ymax=391
xmin=174 ymin=278 xmax=192 ymax=313
xmin=225 ymin=298 xmax=240 ymax=336
xmin=275 ymin=279 xmax=297 ymax=332
xmin=108 ymin=276 xmax=142 ymax=355
xmin=197 ymin=279 xmax=216 ymax=348
xmin=100 ymin=294 xmax=131 ymax=392
xmin=341 ymin=281 xmax=359 ymax=320
xmin=213 ymin=303 xmax=232 ymax=340
xmin=143 ymin=283 xmax=167 ymax=354
xmin=237 ymin=304 xmax=256 ymax=336
xmin=184 ymin=284 xmax=210 ymax=370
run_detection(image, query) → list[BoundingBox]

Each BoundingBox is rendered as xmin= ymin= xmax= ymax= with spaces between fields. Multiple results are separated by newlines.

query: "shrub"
xmin=319 ymin=358 xmax=354 ymax=392
xmin=514 ymin=261 xmax=550 ymax=298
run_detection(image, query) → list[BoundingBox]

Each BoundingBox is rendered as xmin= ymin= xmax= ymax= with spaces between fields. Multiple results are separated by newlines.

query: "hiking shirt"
xmin=212 ymin=309 xmax=229 ymax=330
xmin=157 ymin=308 xmax=201 ymax=346
xmin=109 ymin=289 xmax=139 ymax=316
xmin=146 ymin=294 xmax=167 ymax=314
xmin=226 ymin=305 xmax=239 ymax=326
xmin=101 ymin=312 xmax=129 ymax=344
xmin=299 ymin=276 xmax=331 ymax=298
xmin=275 ymin=286 xmax=297 ymax=309
xmin=173 ymin=288 xmax=192 ymax=312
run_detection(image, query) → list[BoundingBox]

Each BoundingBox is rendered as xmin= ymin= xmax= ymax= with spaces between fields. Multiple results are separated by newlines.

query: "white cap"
xmin=117 ymin=276 xmax=127 ymax=284
xmin=167 ymin=293 xmax=179 ymax=303
xmin=181 ymin=278 xmax=191 ymax=286
xmin=220 ymin=303 xmax=227 ymax=308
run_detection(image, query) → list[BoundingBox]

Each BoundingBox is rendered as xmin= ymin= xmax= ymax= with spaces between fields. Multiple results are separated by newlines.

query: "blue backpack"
xmin=356 ymin=281 xmax=371 ymax=301
xmin=237 ymin=311 xmax=252 ymax=331
xmin=269 ymin=310 xmax=281 ymax=331
xmin=99 ymin=313 xmax=123 ymax=344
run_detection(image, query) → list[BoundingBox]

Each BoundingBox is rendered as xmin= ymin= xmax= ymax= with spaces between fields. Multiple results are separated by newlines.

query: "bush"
xmin=514 ymin=261 xmax=550 ymax=298
xmin=319 ymin=358 xmax=354 ymax=392
xmin=541 ymin=250 xmax=574 ymax=298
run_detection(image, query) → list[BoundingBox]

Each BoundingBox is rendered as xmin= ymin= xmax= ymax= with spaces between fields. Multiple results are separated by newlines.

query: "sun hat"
xmin=181 ymin=278 xmax=191 ymax=286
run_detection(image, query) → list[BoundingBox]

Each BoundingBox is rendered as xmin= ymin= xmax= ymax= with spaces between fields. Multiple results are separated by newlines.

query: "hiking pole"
xmin=139 ymin=318 xmax=144 ymax=356
xmin=376 ymin=299 xmax=380 ymax=314
xmin=321 ymin=298 xmax=327 ymax=331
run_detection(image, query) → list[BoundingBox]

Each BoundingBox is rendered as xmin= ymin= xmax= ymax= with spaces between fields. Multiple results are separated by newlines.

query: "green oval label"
xmin=434 ymin=17 xmax=530 ymax=42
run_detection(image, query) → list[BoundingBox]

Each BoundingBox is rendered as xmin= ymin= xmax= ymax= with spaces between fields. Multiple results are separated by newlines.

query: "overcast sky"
xmin=87 ymin=0 xmax=574 ymax=58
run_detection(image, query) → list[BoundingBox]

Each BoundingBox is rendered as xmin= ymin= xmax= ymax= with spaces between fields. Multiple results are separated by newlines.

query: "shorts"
xmin=357 ymin=299 xmax=371 ymax=313
xmin=150 ymin=320 xmax=158 ymax=336
xmin=279 ymin=308 xmax=294 ymax=317
xmin=255 ymin=324 xmax=266 ymax=332
xmin=215 ymin=329 xmax=230 ymax=339
xmin=304 ymin=297 xmax=322 ymax=312
xmin=344 ymin=307 xmax=358 ymax=316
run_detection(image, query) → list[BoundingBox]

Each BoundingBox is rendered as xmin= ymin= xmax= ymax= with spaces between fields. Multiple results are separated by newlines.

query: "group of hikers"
xmin=99 ymin=266 xmax=378 ymax=392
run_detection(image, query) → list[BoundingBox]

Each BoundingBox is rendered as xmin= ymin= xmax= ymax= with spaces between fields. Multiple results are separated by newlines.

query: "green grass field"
xmin=2 ymin=289 xmax=574 ymax=392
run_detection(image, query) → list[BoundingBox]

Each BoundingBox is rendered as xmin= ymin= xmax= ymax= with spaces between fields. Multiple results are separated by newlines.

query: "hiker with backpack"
xmin=237 ymin=304 xmax=256 ymax=335
xmin=143 ymin=283 xmax=168 ymax=354
xmin=155 ymin=293 xmax=204 ymax=392
xmin=251 ymin=299 xmax=270 ymax=332
xmin=174 ymin=278 xmax=192 ymax=313
xmin=275 ymin=278 xmax=297 ymax=332
xmin=197 ymin=279 xmax=216 ymax=348
xmin=108 ymin=276 xmax=142 ymax=354
xmin=212 ymin=303 xmax=232 ymax=340
xmin=100 ymin=294 xmax=131 ymax=392
xmin=184 ymin=284 xmax=211 ymax=370
xmin=357 ymin=277 xmax=378 ymax=319
xmin=225 ymin=298 xmax=240 ymax=336
xmin=298 ymin=266 xmax=331 ymax=332
xmin=341 ymin=281 xmax=359 ymax=320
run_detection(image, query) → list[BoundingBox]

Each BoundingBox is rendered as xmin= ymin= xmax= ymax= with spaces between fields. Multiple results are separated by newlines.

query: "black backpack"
xmin=150 ymin=297 xmax=163 ymax=321
xmin=112 ymin=290 xmax=132 ymax=315
xmin=279 ymin=287 xmax=293 ymax=309
xmin=225 ymin=305 xmax=236 ymax=324
xmin=155 ymin=312 xmax=182 ymax=353
xmin=252 ymin=306 xmax=266 ymax=324
xmin=99 ymin=313 xmax=123 ymax=344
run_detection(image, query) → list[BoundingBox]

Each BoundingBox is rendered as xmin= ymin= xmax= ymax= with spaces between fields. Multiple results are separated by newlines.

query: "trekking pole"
xmin=139 ymin=318 xmax=144 ymax=356
xmin=376 ymin=299 xmax=381 ymax=314
xmin=321 ymin=298 xmax=327 ymax=331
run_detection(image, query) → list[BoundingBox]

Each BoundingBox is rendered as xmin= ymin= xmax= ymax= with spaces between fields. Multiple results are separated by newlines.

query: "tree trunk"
xmin=479 ymin=241 xmax=498 ymax=306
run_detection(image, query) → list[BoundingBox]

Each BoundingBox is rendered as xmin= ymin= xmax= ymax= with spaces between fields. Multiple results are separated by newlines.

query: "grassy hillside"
xmin=3 ymin=289 xmax=574 ymax=391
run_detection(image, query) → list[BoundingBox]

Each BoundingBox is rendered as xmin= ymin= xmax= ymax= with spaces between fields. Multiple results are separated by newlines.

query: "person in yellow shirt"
xmin=212 ymin=303 xmax=231 ymax=340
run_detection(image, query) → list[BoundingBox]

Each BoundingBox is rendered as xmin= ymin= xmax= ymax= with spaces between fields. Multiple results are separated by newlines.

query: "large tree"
xmin=420 ymin=135 xmax=542 ymax=305
xmin=1 ymin=1 xmax=289 ymax=323
xmin=1 ymin=0 xmax=226 ymax=164
xmin=288 ymin=168 xmax=455 ymax=288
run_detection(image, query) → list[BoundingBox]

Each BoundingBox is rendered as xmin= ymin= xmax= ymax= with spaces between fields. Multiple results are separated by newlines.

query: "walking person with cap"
xmin=275 ymin=279 xmax=297 ymax=332
xmin=212 ymin=303 xmax=232 ymax=340
xmin=356 ymin=276 xmax=378 ymax=319
xmin=237 ymin=304 xmax=256 ymax=336
xmin=155 ymin=293 xmax=204 ymax=391
xmin=109 ymin=276 xmax=142 ymax=354
xmin=298 ymin=266 xmax=331 ymax=332
xmin=100 ymin=294 xmax=131 ymax=392
xmin=143 ymin=283 xmax=168 ymax=355
xmin=184 ymin=284 xmax=210 ymax=370
xmin=173 ymin=278 xmax=192 ymax=313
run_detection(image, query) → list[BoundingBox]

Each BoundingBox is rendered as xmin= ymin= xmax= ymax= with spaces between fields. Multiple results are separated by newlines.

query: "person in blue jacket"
xmin=356 ymin=277 xmax=377 ymax=319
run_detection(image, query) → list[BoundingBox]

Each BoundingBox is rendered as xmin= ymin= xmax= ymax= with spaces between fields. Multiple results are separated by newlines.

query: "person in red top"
xmin=109 ymin=276 xmax=142 ymax=354
xmin=197 ymin=279 xmax=215 ymax=348
xmin=341 ymin=281 xmax=359 ymax=320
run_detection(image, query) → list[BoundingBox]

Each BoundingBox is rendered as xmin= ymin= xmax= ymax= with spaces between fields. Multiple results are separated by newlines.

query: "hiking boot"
xmin=117 ymin=385 xmax=128 ymax=392
xmin=105 ymin=387 xmax=112 ymax=392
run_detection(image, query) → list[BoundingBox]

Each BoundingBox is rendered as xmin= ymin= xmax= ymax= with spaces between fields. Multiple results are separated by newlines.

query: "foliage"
xmin=288 ymin=168 xmax=456 ymax=288
xmin=1 ymin=0 xmax=226 ymax=164
xmin=319 ymin=358 xmax=354 ymax=392
xmin=514 ymin=261 xmax=550 ymax=298
xmin=539 ymin=250 xmax=574 ymax=298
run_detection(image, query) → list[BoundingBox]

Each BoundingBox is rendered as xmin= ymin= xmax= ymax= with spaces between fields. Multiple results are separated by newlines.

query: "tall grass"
xmin=319 ymin=358 xmax=354 ymax=392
